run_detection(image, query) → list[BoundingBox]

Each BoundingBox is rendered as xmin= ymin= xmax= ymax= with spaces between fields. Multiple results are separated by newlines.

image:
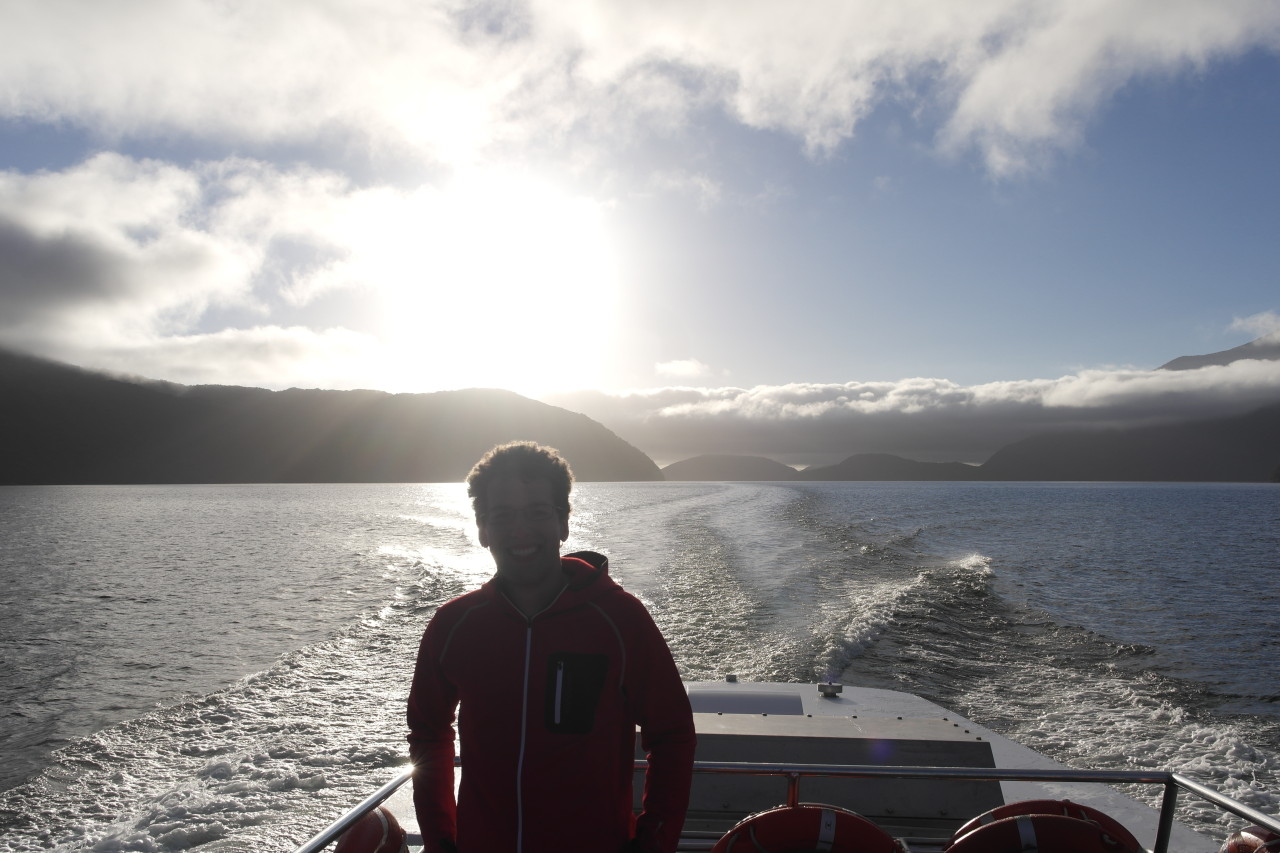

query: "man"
xmin=407 ymin=442 xmax=696 ymax=853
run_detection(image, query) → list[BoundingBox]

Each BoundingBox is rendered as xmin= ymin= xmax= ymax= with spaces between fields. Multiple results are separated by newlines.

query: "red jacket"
xmin=407 ymin=552 xmax=696 ymax=853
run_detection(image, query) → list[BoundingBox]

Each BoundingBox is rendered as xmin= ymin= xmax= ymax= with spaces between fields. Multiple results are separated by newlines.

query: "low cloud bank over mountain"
xmin=546 ymin=335 xmax=1280 ymax=467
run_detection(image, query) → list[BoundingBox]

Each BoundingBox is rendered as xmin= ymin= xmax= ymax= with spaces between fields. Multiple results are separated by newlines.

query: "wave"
xmin=0 ymin=565 xmax=446 ymax=852
xmin=824 ymin=547 xmax=1280 ymax=831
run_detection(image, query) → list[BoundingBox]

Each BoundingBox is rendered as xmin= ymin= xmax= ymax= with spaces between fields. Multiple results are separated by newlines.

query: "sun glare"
xmin=356 ymin=171 xmax=621 ymax=395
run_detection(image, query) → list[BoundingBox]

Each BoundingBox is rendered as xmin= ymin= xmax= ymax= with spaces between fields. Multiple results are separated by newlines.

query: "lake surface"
xmin=1 ymin=481 xmax=1277 ymax=851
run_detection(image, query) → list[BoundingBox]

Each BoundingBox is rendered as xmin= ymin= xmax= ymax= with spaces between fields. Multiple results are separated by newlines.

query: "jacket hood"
xmin=480 ymin=550 xmax=619 ymax=617
xmin=547 ymin=550 xmax=623 ymax=617
xmin=558 ymin=550 xmax=620 ymax=604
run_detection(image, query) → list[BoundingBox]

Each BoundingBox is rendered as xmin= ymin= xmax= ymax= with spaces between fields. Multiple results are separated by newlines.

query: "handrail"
xmin=687 ymin=759 xmax=1173 ymax=784
xmin=293 ymin=766 xmax=414 ymax=853
xmin=293 ymin=760 xmax=1280 ymax=853
xmin=684 ymin=761 xmax=1280 ymax=851
xmin=679 ymin=761 xmax=1280 ymax=853
xmin=1171 ymin=772 xmax=1280 ymax=834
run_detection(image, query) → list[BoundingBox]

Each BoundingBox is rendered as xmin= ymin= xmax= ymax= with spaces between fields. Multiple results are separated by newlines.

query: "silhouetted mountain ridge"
xmin=6 ymin=348 xmax=1278 ymax=484
xmin=1159 ymin=334 xmax=1280 ymax=370
xmin=663 ymin=405 xmax=1280 ymax=482
xmin=661 ymin=454 xmax=800 ymax=480
xmin=798 ymin=453 xmax=980 ymax=481
xmin=977 ymin=401 xmax=1280 ymax=481
xmin=0 ymin=349 xmax=661 ymax=484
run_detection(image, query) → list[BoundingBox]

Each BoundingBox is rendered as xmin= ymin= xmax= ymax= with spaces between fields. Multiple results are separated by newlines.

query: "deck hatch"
xmin=689 ymin=690 xmax=806 ymax=715
xmin=638 ymin=713 xmax=1002 ymax=840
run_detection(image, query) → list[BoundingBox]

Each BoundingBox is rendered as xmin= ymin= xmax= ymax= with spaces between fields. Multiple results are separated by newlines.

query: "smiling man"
xmin=407 ymin=442 xmax=696 ymax=853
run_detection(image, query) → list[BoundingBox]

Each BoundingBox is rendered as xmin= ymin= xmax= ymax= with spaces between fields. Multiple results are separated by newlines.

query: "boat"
xmin=294 ymin=679 xmax=1280 ymax=853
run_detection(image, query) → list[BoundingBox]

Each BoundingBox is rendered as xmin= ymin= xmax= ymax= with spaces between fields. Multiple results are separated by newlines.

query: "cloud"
xmin=0 ymin=153 xmax=257 ymax=353
xmin=3 ymin=1 xmax=1277 ymax=174
xmin=0 ymin=153 xmax=622 ymax=392
xmin=936 ymin=1 xmax=1280 ymax=173
xmin=1231 ymin=311 xmax=1280 ymax=338
xmin=655 ymin=358 xmax=716 ymax=379
xmin=0 ymin=2 xmax=508 ymax=165
xmin=0 ymin=154 xmax=372 ymax=361
xmin=545 ymin=358 xmax=1280 ymax=465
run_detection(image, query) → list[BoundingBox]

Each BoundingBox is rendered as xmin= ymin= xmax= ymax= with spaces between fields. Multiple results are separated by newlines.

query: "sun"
xmin=352 ymin=170 xmax=622 ymax=396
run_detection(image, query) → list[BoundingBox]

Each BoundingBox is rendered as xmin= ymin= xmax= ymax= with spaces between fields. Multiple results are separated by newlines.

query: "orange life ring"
xmin=333 ymin=805 xmax=408 ymax=853
xmin=711 ymin=803 xmax=901 ymax=853
xmin=948 ymin=813 xmax=1136 ymax=853
xmin=1218 ymin=825 xmax=1280 ymax=853
xmin=948 ymin=798 xmax=1141 ymax=853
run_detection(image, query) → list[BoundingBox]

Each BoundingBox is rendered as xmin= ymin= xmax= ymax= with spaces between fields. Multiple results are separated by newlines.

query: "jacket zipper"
xmin=516 ymin=625 xmax=532 ymax=853
xmin=505 ymin=586 xmax=568 ymax=853
xmin=554 ymin=660 xmax=565 ymax=725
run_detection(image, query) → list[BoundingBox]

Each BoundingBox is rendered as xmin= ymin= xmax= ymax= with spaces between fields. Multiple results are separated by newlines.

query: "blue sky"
xmin=2 ymin=2 xmax=1279 ymax=464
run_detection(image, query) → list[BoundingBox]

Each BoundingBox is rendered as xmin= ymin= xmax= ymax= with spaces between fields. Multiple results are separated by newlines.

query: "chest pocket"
xmin=544 ymin=652 xmax=609 ymax=734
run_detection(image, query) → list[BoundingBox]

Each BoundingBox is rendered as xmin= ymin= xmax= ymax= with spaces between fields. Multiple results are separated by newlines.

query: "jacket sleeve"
xmin=627 ymin=605 xmax=697 ymax=853
xmin=406 ymin=614 xmax=459 ymax=853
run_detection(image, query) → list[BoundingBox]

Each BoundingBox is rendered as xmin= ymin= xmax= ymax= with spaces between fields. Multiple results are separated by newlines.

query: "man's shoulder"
xmin=430 ymin=586 xmax=498 ymax=625
xmin=589 ymin=584 xmax=661 ymax=628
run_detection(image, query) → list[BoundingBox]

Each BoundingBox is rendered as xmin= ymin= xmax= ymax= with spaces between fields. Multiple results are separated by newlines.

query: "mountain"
xmin=1159 ymin=334 xmax=1280 ymax=370
xmin=976 ymin=401 xmax=1280 ymax=482
xmin=662 ymin=454 xmax=800 ymax=481
xmin=0 ymin=350 xmax=662 ymax=484
xmin=797 ymin=453 xmax=979 ymax=481
xmin=661 ymin=402 xmax=1280 ymax=483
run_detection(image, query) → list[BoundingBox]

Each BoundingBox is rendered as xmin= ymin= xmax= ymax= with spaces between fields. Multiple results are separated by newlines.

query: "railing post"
xmin=1153 ymin=777 xmax=1178 ymax=853
xmin=787 ymin=772 xmax=800 ymax=808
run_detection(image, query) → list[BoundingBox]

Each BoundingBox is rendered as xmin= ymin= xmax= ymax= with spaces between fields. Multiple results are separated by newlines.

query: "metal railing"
xmin=294 ymin=760 xmax=1280 ymax=853
xmin=294 ymin=767 xmax=414 ymax=853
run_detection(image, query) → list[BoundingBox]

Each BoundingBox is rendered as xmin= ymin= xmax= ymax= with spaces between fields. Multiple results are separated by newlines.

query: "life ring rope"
xmin=1219 ymin=826 xmax=1280 ymax=853
xmin=712 ymin=803 xmax=899 ymax=853
xmin=949 ymin=799 xmax=1141 ymax=853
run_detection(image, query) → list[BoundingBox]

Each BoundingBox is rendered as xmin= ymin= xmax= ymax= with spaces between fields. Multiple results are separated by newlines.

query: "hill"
xmin=1159 ymin=334 xmax=1280 ymax=370
xmin=0 ymin=350 xmax=661 ymax=484
xmin=660 ymin=402 xmax=1280 ymax=483
xmin=977 ymin=401 xmax=1280 ymax=482
xmin=797 ymin=453 xmax=979 ymax=481
xmin=662 ymin=454 xmax=799 ymax=481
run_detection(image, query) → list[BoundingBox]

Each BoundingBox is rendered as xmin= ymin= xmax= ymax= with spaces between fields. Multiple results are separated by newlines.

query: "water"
xmin=0 ymin=481 xmax=1277 ymax=850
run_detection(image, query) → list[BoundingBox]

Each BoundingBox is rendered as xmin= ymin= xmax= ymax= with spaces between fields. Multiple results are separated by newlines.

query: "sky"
xmin=2 ymin=1 xmax=1279 ymax=466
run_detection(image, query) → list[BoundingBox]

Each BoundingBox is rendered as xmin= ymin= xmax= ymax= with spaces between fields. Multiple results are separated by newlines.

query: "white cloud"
xmin=0 ymin=2 xmax=509 ymax=165
xmin=1230 ymin=311 xmax=1280 ymax=338
xmin=0 ymin=153 xmax=622 ymax=394
xmin=655 ymin=358 xmax=715 ymax=379
xmin=3 ymin=1 xmax=1277 ymax=174
xmin=0 ymin=154 xmax=391 ymax=360
xmin=0 ymin=153 xmax=259 ymax=352
xmin=937 ymin=0 xmax=1280 ymax=174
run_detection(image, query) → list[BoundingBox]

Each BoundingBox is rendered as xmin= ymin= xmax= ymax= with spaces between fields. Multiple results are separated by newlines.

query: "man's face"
xmin=477 ymin=474 xmax=569 ymax=590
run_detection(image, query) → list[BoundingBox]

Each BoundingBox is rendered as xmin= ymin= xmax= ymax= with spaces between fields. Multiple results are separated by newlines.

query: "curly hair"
xmin=466 ymin=442 xmax=574 ymax=519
